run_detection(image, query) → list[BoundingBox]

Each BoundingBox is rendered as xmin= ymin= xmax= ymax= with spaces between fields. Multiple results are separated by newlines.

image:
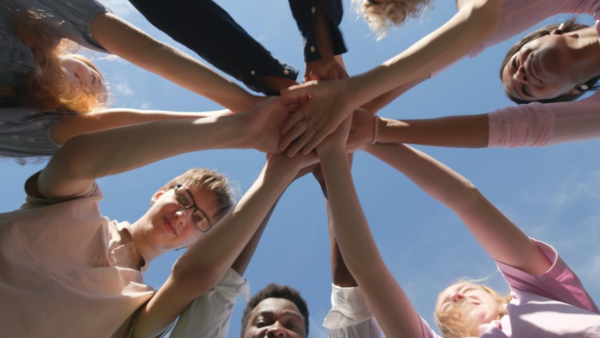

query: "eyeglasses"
xmin=174 ymin=184 xmax=213 ymax=232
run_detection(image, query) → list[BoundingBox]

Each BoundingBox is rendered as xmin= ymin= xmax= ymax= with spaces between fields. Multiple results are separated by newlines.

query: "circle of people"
xmin=1 ymin=0 xmax=599 ymax=337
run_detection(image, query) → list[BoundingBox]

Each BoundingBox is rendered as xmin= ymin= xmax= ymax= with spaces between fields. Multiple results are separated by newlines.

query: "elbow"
xmin=448 ymin=182 xmax=484 ymax=211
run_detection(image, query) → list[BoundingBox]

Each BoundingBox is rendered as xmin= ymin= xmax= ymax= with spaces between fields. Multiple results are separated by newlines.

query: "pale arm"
xmin=50 ymin=108 xmax=232 ymax=146
xmin=320 ymin=150 xmax=424 ymax=338
xmin=132 ymin=156 xmax=305 ymax=338
xmin=364 ymin=143 xmax=551 ymax=275
xmin=90 ymin=13 xmax=262 ymax=113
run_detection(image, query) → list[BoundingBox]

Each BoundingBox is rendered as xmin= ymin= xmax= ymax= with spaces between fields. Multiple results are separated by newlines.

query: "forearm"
xmin=377 ymin=114 xmax=489 ymax=148
xmin=51 ymin=108 xmax=232 ymax=145
xmin=90 ymin=13 xmax=258 ymax=112
xmin=348 ymin=0 xmax=502 ymax=105
xmin=364 ymin=143 xmax=480 ymax=210
xmin=41 ymin=115 xmax=247 ymax=198
xmin=360 ymin=77 xmax=428 ymax=114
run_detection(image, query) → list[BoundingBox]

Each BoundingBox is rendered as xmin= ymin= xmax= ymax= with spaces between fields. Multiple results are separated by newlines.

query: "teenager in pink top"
xmin=313 ymin=118 xmax=600 ymax=338
xmin=279 ymin=0 xmax=600 ymax=156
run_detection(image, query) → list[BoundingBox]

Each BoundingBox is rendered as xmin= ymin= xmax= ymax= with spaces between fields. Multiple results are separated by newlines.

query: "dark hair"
xmin=500 ymin=17 xmax=600 ymax=104
xmin=241 ymin=284 xmax=309 ymax=337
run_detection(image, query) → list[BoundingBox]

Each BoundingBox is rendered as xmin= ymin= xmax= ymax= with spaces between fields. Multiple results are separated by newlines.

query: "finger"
xmin=279 ymin=120 xmax=308 ymax=151
xmin=284 ymin=102 xmax=300 ymax=113
xmin=287 ymin=129 xmax=316 ymax=157
xmin=302 ymin=128 xmax=333 ymax=155
xmin=280 ymin=110 xmax=306 ymax=137
xmin=280 ymin=82 xmax=317 ymax=105
xmin=328 ymin=67 xmax=340 ymax=81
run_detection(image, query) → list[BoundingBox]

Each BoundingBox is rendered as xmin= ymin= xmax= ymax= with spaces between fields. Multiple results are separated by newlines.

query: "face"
xmin=244 ymin=298 xmax=307 ymax=338
xmin=437 ymin=283 xmax=500 ymax=330
xmin=143 ymin=185 xmax=220 ymax=251
xmin=59 ymin=55 xmax=108 ymax=101
xmin=502 ymin=33 xmax=581 ymax=102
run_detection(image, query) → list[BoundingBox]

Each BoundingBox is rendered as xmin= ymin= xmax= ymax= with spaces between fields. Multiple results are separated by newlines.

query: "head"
xmin=241 ymin=284 xmax=309 ymax=338
xmin=137 ymin=168 xmax=236 ymax=252
xmin=352 ymin=0 xmax=432 ymax=39
xmin=435 ymin=281 xmax=510 ymax=338
xmin=501 ymin=19 xmax=600 ymax=104
xmin=11 ymin=9 xmax=108 ymax=113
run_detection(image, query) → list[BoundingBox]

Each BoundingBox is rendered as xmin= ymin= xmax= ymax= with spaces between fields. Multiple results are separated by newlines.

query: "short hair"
xmin=164 ymin=168 xmax=236 ymax=222
xmin=240 ymin=284 xmax=310 ymax=337
xmin=352 ymin=0 xmax=432 ymax=39
xmin=500 ymin=17 xmax=600 ymax=104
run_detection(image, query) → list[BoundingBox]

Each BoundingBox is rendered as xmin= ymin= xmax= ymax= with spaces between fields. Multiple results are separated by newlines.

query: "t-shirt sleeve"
xmin=487 ymin=92 xmax=600 ymax=148
xmin=496 ymin=239 xmax=600 ymax=314
xmin=0 ymin=107 xmax=64 ymax=159
xmin=323 ymin=285 xmax=383 ymax=338
xmin=419 ymin=316 xmax=444 ymax=338
xmin=20 ymin=171 xmax=102 ymax=209
xmin=169 ymin=268 xmax=250 ymax=338
xmin=16 ymin=0 xmax=112 ymax=52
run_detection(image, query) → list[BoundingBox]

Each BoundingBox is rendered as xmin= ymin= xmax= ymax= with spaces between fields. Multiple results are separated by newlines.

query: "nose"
xmin=174 ymin=209 xmax=193 ymax=229
xmin=451 ymin=293 xmax=465 ymax=303
xmin=266 ymin=323 xmax=286 ymax=337
xmin=513 ymin=65 xmax=529 ymax=84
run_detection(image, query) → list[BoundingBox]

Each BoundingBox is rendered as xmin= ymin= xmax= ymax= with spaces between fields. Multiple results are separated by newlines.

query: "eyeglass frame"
xmin=173 ymin=184 xmax=214 ymax=232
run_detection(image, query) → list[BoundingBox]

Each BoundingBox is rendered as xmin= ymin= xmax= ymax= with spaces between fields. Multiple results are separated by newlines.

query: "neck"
xmin=129 ymin=218 xmax=164 ymax=265
xmin=570 ymin=27 xmax=600 ymax=83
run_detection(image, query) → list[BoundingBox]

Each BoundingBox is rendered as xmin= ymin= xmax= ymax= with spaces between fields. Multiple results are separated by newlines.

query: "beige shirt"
xmin=0 ymin=174 xmax=154 ymax=337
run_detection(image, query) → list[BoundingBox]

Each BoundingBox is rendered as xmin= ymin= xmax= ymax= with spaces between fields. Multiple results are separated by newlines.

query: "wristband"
xmin=371 ymin=115 xmax=380 ymax=144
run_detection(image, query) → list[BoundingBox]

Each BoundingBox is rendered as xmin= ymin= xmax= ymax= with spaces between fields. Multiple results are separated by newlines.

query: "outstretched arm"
xmin=50 ymin=108 xmax=233 ymax=146
xmin=316 ymin=119 xmax=424 ymax=338
xmin=132 ymin=154 xmax=315 ymax=338
xmin=90 ymin=13 xmax=262 ymax=113
xmin=280 ymin=0 xmax=502 ymax=155
xmin=364 ymin=143 xmax=551 ymax=275
xmin=39 ymin=99 xmax=289 ymax=199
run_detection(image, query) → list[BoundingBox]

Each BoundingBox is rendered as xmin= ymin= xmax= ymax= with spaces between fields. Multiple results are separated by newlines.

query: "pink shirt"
xmin=464 ymin=0 xmax=600 ymax=148
xmin=0 ymin=175 xmax=154 ymax=338
xmin=420 ymin=240 xmax=600 ymax=337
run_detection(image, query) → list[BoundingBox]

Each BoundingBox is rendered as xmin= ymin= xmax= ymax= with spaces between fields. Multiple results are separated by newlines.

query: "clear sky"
xmin=1 ymin=1 xmax=599 ymax=337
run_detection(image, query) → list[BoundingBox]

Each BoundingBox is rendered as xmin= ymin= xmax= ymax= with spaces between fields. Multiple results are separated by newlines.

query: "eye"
xmin=522 ymin=85 xmax=532 ymax=97
xmin=193 ymin=212 xmax=205 ymax=226
xmin=287 ymin=323 xmax=299 ymax=331
xmin=511 ymin=54 xmax=519 ymax=71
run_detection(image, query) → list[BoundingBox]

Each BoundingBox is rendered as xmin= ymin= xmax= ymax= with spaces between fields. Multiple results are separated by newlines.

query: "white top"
xmin=324 ymin=284 xmax=383 ymax=338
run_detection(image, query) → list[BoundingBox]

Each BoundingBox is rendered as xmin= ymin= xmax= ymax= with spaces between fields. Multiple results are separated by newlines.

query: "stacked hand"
xmin=243 ymin=97 xmax=298 ymax=153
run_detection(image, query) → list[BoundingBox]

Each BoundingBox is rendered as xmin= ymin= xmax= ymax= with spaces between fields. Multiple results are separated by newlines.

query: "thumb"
xmin=280 ymin=81 xmax=317 ymax=105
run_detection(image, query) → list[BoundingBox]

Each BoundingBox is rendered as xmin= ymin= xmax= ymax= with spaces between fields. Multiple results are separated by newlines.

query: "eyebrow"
xmin=256 ymin=310 xmax=305 ymax=322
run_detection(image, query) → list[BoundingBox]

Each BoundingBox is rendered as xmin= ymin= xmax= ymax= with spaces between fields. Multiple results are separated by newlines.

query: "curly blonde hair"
xmin=434 ymin=282 xmax=511 ymax=338
xmin=352 ymin=0 xmax=432 ymax=39
xmin=9 ymin=9 xmax=107 ymax=113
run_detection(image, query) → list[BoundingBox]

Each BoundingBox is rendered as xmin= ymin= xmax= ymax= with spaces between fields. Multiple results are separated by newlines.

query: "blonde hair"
xmin=352 ymin=0 xmax=432 ymax=39
xmin=10 ymin=9 xmax=106 ymax=113
xmin=165 ymin=168 xmax=237 ymax=222
xmin=434 ymin=282 xmax=511 ymax=338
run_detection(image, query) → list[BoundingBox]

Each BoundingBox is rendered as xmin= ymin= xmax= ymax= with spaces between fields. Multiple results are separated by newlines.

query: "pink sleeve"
xmin=419 ymin=316 xmax=443 ymax=338
xmin=496 ymin=239 xmax=600 ymax=314
xmin=488 ymin=92 xmax=600 ymax=148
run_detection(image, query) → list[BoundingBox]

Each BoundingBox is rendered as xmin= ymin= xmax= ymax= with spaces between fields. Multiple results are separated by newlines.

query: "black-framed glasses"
xmin=174 ymin=184 xmax=213 ymax=232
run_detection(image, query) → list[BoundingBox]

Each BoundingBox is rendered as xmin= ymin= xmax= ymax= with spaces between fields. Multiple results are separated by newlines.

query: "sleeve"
xmin=287 ymin=0 xmax=347 ymax=62
xmin=323 ymin=284 xmax=383 ymax=338
xmin=0 ymin=106 xmax=64 ymax=159
xmin=487 ymin=93 xmax=600 ymax=148
xmin=169 ymin=268 xmax=251 ymax=338
xmin=20 ymin=171 xmax=103 ymax=209
xmin=128 ymin=0 xmax=298 ymax=96
xmin=496 ymin=238 xmax=600 ymax=314
xmin=11 ymin=0 xmax=111 ymax=52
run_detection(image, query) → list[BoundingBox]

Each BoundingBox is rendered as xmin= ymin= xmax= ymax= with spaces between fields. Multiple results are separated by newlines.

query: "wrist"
xmin=227 ymin=114 xmax=254 ymax=149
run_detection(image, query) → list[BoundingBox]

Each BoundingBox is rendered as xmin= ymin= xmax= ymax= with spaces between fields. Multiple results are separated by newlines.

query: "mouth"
xmin=163 ymin=217 xmax=177 ymax=235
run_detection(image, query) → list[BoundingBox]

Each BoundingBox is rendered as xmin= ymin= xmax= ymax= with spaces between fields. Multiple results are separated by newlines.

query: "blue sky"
xmin=1 ymin=1 xmax=599 ymax=337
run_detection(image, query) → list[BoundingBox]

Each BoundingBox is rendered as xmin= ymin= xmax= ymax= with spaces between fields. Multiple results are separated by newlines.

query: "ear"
xmin=151 ymin=187 xmax=167 ymax=204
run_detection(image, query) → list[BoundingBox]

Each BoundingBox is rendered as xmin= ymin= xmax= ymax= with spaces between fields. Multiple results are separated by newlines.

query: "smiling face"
xmin=58 ymin=54 xmax=108 ymax=102
xmin=436 ymin=282 xmax=501 ymax=334
xmin=143 ymin=185 xmax=220 ymax=251
xmin=243 ymin=298 xmax=307 ymax=338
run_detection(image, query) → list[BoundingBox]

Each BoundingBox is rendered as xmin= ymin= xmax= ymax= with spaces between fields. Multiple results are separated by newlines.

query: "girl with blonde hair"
xmin=314 ymin=116 xmax=600 ymax=337
xmin=0 ymin=0 xmax=263 ymax=160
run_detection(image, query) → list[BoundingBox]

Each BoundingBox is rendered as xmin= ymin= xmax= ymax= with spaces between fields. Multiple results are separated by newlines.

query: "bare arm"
xmin=39 ymin=99 xmax=288 ymax=199
xmin=50 ymin=108 xmax=232 ymax=146
xmin=132 ymin=155 xmax=312 ymax=338
xmin=90 ymin=13 xmax=262 ymax=113
xmin=364 ymin=143 xmax=551 ymax=275
xmin=317 ymin=125 xmax=424 ymax=337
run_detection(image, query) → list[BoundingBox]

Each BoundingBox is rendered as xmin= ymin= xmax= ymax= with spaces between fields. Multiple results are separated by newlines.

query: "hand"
xmin=266 ymin=151 xmax=319 ymax=176
xmin=304 ymin=56 xmax=349 ymax=82
xmin=279 ymin=79 xmax=357 ymax=157
xmin=347 ymin=108 xmax=376 ymax=151
xmin=315 ymin=114 xmax=352 ymax=156
xmin=243 ymin=97 xmax=293 ymax=153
